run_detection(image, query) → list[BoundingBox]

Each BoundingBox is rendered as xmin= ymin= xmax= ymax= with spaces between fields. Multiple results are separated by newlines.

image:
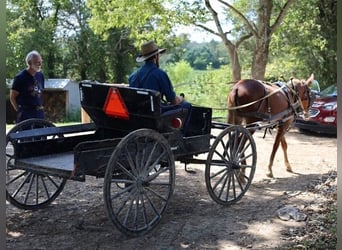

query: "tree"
xmin=188 ymin=0 xmax=296 ymax=80
xmin=6 ymin=0 xmax=136 ymax=82
xmin=315 ymin=0 xmax=336 ymax=87
xmin=268 ymin=0 xmax=336 ymax=87
xmin=6 ymin=0 xmax=62 ymax=78
xmin=87 ymin=0 xmax=297 ymax=81
xmin=87 ymin=0 xmax=177 ymax=47
xmin=183 ymin=44 xmax=221 ymax=70
xmin=54 ymin=0 xmax=140 ymax=82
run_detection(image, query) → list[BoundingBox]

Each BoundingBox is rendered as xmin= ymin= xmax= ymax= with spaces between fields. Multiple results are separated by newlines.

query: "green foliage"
xmin=183 ymin=45 xmax=220 ymax=70
xmin=5 ymin=0 xmax=336 ymax=102
xmin=163 ymin=40 xmax=230 ymax=71
xmin=63 ymin=110 xmax=81 ymax=123
xmin=167 ymin=63 xmax=233 ymax=119
xmin=268 ymin=0 xmax=336 ymax=88
xmin=87 ymin=0 xmax=177 ymax=46
xmin=164 ymin=60 xmax=194 ymax=84
xmin=6 ymin=0 xmax=136 ymax=83
xmin=6 ymin=0 xmax=55 ymax=77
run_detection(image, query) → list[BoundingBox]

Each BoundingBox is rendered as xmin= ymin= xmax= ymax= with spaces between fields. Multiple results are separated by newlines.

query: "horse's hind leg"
xmin=280 ymin=136 xmax=292 ymax=173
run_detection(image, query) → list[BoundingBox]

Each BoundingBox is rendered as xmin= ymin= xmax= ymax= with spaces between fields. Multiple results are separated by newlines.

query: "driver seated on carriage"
xmin=128 ymin=41 xmax=192 ymax=133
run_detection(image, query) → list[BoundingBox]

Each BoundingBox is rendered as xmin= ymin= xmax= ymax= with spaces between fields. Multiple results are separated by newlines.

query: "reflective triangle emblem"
xmin=103 ymin=87 xmax=129 ymax=119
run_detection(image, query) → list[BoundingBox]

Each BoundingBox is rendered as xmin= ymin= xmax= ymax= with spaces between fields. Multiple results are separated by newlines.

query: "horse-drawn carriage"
xmin=6 ymin=81 xmax=257 ymax=236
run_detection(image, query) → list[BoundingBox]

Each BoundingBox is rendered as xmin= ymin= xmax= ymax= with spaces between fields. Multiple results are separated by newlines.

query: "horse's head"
xmin=288 ymin=74 xmax=314 ymax=120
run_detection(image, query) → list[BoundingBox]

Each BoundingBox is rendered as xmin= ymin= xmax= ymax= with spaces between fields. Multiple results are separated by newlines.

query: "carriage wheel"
xmin=103 ymin=129 xmax=175 ymax=236
xmin=205 ymin=125 xmax=256 ymax=206
xmin=6 ymin=119 xmax=67 ymax=210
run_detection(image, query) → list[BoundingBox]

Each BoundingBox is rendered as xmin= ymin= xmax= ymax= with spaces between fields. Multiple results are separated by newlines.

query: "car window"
xmin=311 ymin=80 xmax=320 ymax=93
xmin=320 ymin=85 xmax=337 ymax=97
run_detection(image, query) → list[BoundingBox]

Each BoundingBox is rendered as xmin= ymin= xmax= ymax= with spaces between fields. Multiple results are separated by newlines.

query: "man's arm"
xmin=10 ymin=89 xmax=19 ymax=111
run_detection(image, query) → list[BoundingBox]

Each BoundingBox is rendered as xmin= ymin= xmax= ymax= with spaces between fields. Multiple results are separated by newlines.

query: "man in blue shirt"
xmin=129 ymin=41 xmax=184 ymax=105
xmin=129 ymin=41 xmax=191 ymax=107
xmin=10 ymin=50 xmax=45 ymax=123
xmin=129 ymin=41 xmax=191 ymax=132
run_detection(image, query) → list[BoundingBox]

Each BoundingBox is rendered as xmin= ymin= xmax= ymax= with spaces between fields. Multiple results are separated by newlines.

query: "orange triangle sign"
xmin=103 ymin=87 xmax=129 ymax=119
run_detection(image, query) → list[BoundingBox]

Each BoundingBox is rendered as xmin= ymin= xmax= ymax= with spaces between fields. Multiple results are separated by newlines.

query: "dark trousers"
xmin=17 ymin=108 xmax=45 ymax=123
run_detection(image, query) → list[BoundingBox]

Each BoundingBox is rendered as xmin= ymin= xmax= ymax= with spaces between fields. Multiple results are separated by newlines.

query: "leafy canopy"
xmin=87 ymin=0 xmax=178 ymax=46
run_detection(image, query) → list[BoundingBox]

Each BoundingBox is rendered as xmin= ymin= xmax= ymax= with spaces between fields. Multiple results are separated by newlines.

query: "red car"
xmin=295 ymin=84 xmax=337 ymax=135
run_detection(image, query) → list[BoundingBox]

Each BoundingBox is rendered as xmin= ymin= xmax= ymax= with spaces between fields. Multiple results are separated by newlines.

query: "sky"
xmin=174 ymin=0 xmax=227 ymax=42
xmin=175 ymin=25 xmax=221 ymax=42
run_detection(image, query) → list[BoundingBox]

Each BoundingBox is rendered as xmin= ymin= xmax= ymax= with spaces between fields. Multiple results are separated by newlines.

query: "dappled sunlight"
xmin=7 ymin=230 xmax=23 ymax=238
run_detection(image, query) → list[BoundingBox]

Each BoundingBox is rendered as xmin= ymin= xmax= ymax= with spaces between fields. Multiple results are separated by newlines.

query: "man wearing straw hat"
xmin=129 ymin=41 xmax=192 ymax=131
xmin=129 ymin=41 xmax=188 ymax=107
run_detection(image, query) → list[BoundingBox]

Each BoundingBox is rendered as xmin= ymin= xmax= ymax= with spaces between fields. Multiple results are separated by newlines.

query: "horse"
xmin=227 ymin=74 xmax=314 ymax=178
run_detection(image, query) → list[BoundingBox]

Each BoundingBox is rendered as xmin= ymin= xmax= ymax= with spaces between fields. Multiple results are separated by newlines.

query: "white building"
xmin=44 ymin=78 xmax=81 ymax=114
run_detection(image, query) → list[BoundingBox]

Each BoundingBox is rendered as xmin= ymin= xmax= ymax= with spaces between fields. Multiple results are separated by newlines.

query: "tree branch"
xmin=236 ymin=33 xmax=253 ymax=48
xmin=193 ymin=23 xmax=222 ymax=38
xmin=204 ymin=0 xmax=227 ymax=40
xmin=270 ymin=0 xmax=297 ymax=36
xmin=217 ymin=0 xmax=259 ymax=38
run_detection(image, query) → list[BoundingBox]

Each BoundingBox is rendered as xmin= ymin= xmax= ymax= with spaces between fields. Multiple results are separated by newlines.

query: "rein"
xmin=186 ymin=80 xmax=308 ymax=114
xmin=227 ymin=84 xmax=286 ymax=110
xmin=187 ymin=83 xmax=290 ymax=111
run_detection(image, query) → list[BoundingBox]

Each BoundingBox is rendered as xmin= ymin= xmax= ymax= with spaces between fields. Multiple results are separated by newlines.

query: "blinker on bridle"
xmin=289 ymin=78 xmax=312 ymax=115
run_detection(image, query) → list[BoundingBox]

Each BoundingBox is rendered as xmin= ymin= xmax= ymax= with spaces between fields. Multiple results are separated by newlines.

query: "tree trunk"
xmin=251 ymin=39 xmax=270 ymax=80
xmin=249 ymin=0 xmax=295 ymax=80
xmin=250 ymin=0 xmax=273 ymax=80
xmin=225 ymin=43 xmax=241 ymax=82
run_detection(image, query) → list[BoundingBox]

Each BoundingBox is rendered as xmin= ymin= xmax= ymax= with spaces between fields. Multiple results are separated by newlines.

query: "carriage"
xmin=6 ymin=80 xmax=257 ymax=236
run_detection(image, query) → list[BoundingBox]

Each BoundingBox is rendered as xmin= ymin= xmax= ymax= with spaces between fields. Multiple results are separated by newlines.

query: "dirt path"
xmin=6 ymin=128 xmax=337 ymax=249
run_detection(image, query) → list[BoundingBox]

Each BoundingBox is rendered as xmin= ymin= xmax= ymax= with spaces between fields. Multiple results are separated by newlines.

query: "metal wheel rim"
xmin=6 ymin=119 xmax=67 ymax=210
xmin=103 ymin=128 xmax=175 ymax=236
xmin=205 ymin=125 xmax=256 ymax=205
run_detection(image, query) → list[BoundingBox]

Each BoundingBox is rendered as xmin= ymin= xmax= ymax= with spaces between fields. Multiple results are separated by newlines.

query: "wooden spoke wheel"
xmin=103 ymin=129 xmax=175 ymax=236
xmin=205 ymin=125 xmax=256 ymax=205
xmin=6 ymin=119 xmax=67 ymax=210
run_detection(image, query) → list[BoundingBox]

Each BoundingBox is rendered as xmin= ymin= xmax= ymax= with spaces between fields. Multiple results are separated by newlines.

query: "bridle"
xmin=287 ymin=78 xmax=312 ymax=118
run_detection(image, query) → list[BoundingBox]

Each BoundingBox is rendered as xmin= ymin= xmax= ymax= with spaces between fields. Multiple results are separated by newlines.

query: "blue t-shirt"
xmin=12 ymin=69 xmax=45 ymax=107
xmin=128 ymin=61 xmax=176 ymax=103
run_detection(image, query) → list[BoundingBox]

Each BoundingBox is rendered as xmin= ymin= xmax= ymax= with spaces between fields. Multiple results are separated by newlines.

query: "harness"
xmin=232 ymin=80 xmax=308 ymax=126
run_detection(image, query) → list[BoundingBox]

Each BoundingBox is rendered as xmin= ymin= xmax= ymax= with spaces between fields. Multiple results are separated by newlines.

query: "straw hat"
xmin=136 ymin=41 xmax=166 ymax=62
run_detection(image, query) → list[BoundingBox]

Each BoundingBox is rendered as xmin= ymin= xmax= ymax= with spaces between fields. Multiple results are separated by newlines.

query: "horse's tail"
xmin=227 ymin=86 xmax=241 ymax=125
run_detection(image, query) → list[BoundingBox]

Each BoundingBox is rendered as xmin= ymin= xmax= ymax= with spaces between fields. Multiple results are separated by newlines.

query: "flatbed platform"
xmin=15 ymin=152 xmax=74 ymax=177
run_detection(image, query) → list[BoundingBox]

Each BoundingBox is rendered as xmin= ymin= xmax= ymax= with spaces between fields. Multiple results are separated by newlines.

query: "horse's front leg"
xmin=280 ymin=136 xmax=292 ymax=172
xmin=267 ymin=132 xmax=283 ymax=178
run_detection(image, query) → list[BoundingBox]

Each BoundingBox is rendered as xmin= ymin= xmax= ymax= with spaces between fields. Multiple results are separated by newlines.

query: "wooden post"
xmin=81 ymin=108 xmax=90 ymax=123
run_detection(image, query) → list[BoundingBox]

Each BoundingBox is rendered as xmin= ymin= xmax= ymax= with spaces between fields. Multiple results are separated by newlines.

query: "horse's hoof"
xmin=266 ymin=173 xmax=274 ymax=178
xmin=286 ymin=168 xmax=293 ymax=173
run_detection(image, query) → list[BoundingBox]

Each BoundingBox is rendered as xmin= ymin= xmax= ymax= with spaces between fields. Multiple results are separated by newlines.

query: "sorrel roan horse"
xmin=227 ymin=74 xmax=314 ymax=178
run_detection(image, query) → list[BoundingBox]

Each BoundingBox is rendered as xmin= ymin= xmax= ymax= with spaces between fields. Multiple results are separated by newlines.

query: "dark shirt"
xmin=12 ymin=69 xmax=45 ymax=107
xmin=128 ymin=61 xmax=176 ymax=103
